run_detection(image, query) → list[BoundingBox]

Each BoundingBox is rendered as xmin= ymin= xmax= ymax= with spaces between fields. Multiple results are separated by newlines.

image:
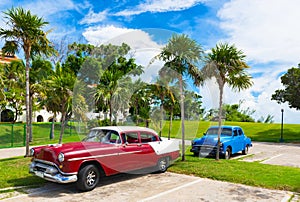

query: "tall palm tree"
xmin=202 ymin=43 xmax=253 ymax=160
xmin=151 ymin=34 xmax=203 ymax=161
xmin=0 ymin=7 xmax=54 ymax=156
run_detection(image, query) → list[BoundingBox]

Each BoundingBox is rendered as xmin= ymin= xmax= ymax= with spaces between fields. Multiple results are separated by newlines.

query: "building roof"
xmin=0 ymin=51 xmax=20 ymax=64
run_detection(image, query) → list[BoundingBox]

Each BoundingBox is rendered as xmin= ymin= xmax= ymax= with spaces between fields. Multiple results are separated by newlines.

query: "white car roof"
xmin=90 ymin=126 xmax=158 ymax=134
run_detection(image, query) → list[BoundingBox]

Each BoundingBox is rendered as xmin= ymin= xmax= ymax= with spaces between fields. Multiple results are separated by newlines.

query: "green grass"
xmin=159 ymin=120 xmax=300 ymax=143
xmin=0 ymin=157 xmax=45 ymax=189
xmin=1 ymin=120 xmax=299 ymax=149
xmin=0 ymin=122 xmax=86 ymax=148
xmin=169 ymin=149 xmax=300 ymax=192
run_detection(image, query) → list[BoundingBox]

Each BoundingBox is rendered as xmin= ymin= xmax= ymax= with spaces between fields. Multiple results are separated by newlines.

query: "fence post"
xmin=23 ymin=124 xmax=26 ymax=146
xmin=11 ymin=124 xmax=14 ymax=147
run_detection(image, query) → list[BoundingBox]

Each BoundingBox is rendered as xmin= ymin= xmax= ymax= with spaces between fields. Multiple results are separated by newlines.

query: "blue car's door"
xmin=232 ymin=129 xmax=243 ymax=153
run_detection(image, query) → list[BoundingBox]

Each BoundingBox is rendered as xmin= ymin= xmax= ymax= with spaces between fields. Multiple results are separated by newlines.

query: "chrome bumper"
xmin=29 ymin=160 xmax=77 ymax=184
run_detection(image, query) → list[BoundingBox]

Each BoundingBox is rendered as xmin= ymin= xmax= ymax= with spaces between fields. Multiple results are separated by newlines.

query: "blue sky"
xmin=1 ymin=0 xmax=299 ymax=124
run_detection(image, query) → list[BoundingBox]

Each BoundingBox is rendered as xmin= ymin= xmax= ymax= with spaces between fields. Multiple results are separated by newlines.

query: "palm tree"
xmin=151 ymin=34 xmax=203 ymax=161
xmin=44 ymin=64 xmax=76 ymax=144
xmin=95 ymin=56 xmax=143 ymax=125
xmin=0 ymin=7 xmax=54 ymax=156
xmin=202 ymin=43 xmax=253 ymax=160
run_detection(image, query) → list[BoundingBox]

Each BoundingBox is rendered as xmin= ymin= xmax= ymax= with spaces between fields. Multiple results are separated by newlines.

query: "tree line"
xmin=0 ymin=7 xmax=253 ymax=160
xmin=2 ymin=7 xmax=298 ymax=160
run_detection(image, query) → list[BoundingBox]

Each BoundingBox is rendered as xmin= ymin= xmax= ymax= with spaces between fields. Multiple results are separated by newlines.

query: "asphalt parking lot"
xmin=1 ymin=142 xmax=299 ymax=201
xmin=1 ymin=172 xmax=294 ymax=202
xmin=236 ymin=142 xmax=300 ymax=168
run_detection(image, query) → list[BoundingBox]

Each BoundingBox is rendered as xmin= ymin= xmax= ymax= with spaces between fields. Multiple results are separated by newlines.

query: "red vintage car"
xmin=29 ymin=126 xmax=180 ymax=191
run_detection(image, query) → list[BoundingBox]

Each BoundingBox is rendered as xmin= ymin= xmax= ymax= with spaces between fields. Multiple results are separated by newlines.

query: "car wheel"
xmin=224 ymin=148 xmax=231 ymax=160
xmin=77 ymin=164 xmax=100 ymax=192
xmin=242 ymin=145 xmax=249 ymax=155
xmin=193 ymin=152 xmax=199 ymax=157
xmin=157 ymin=157 xmax=169 ymax=173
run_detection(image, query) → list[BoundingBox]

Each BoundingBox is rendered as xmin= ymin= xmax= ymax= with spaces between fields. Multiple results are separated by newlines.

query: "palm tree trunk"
xmin=179 ymin=75 xmax=185 ymax=161
xmin=50 ymin=113 xmax=56 ymax=139
xmin=29 ymin=94 xmax=33 ymax=142
xmin=216 ymin=84 xmax=224 ymax=160
xmin=25 ymin=54 xmax=30 ymax=157
xmin=59 ymin=111 xmax=66 ymax=144
xmin=59 ymin=102 xmax=66 ymax=144
xmin=109 ymin=96 xmax=113 ymax=125
xmin=168 ymin=108 xmax=173 ymax=140
xmin=159 ymin=104 xmax=163 ymax=137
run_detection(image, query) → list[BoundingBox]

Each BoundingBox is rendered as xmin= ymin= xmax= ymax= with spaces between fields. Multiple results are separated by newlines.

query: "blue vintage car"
xmin=190 ymin=126 xmax=252 ymax=159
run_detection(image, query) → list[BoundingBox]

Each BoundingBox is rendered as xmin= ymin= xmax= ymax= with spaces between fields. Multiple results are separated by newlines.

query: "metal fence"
xmin=0 ymin=122 xmax=87 ymax=149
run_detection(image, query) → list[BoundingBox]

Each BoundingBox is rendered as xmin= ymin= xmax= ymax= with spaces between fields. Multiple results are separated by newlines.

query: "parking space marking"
xmin=139 ymin=178 xmax=203 ymax=202
xmin=261 ymin=154 xmax=283 ymax=163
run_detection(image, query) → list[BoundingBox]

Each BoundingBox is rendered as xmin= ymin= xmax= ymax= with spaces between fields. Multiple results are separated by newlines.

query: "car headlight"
xmin=30 ymin=148 xmax=35 ymax=156
xmin=191 ymin=140 xmax=195 ymax=145
xmin=58 ymin=152 xmax=65 ymax=162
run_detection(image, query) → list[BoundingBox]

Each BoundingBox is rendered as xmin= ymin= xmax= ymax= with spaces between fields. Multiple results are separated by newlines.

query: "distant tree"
xmin=184 ymin=91 xmax=203 ymax=120
xmin=271 ymin=65 xmax=300 ymax=111
xmin=0 ymin=7 xmax=54 ymax=156
xmin=94 ymin=43 xmax=143 ymax=125
xmin=257 ymin=114 xmax=274 ymax=123
xmin=129 ymin=80 xmax=151 ymax=126
xmin=1 ymin=61 xmax=25 ymax=122
xmin=223 ymin=103 xmax=255 ymax=122
xmin=202 ymin=43 xmax=253 ymax=160
xmin=44 ymin=63 xmax=76 ymax=144
xmin=29 ymin=58 xmax=53 ymax=140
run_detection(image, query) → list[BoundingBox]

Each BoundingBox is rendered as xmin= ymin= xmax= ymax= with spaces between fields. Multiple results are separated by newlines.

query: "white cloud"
xmin=212 ymin=0 xmax=300 ymax=124
xmin=79 ymin=9 xmax=108 ymax=25
xmin=82 ymin=25 xmax=167 ymax=82
xmin=23 ymin=0 xmax=77 ymax=18
xmin=115 ymin=0 xmax=207 ymax=16
xmin=218 ymin=0 xmax=300 ymax=64
xmin=82 ymin=25 xmax=138 ymax=45
xmin=200 ymin=66 xmax=299 ymax=124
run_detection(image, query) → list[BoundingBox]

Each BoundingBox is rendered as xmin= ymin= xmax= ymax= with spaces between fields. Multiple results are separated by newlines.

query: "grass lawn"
xmin=0 ymin=120 xmax=299 ymax=148
xmin=0 ymin=157 xmax=45 ymax=189
xmin=169 ymin=149 xmax=300 ymax=193
xmin=0 ymin=122 xmax=85 ymax=148
xmin=159 ymin=120 xmax=300 ymax=143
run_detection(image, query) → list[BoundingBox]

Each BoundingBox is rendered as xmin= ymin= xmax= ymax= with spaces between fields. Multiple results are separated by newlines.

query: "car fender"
xmin=148 ymin=138 xmax=180 ymax=156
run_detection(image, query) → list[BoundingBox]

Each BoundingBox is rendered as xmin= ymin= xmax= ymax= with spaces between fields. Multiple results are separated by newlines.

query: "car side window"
xmin=109 ymin=132 xmax=121 ymax=144
xmin=238 ymin=129 xmax=243 ymax=136
xmin=125 ymin=132 xmax=139 ymax=144
xmin=233 ymin=130 xmax=238 ymax=136
xmin=140 ymin=132 xmax=158 ymax=143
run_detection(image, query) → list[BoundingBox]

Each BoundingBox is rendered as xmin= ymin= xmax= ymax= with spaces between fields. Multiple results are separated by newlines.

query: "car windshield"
xmin=82 ymin=129 xmax=121 ymax=144
xmin=206 ymin=128 xmax=232 ymax=136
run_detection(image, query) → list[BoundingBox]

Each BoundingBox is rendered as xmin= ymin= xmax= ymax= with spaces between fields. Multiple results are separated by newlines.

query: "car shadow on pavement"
xmin=22 ymin=173 xmax=148 ymax=200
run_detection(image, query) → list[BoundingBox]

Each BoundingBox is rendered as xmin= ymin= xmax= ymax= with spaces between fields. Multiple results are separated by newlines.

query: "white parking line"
xmin=139 ymin=178 xmax=203 ymax=202
xmin=261 ymin=154 xmax=283 ymax=163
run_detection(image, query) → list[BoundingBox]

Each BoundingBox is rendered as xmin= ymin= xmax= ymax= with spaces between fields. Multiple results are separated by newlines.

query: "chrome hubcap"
xmin=159 ymin=159 xmax=167 ymax=171
xmin=86 ymin=170 xmax=96 ymax=186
